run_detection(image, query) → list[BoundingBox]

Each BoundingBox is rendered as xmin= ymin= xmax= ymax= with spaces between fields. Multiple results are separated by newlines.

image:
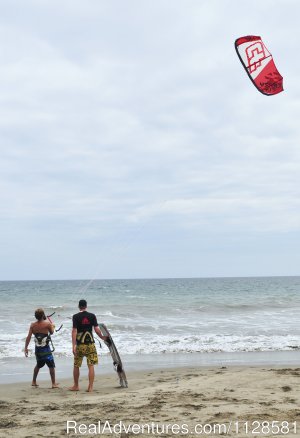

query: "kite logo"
xmin=246 ymin=42 xmax=266 ymax=72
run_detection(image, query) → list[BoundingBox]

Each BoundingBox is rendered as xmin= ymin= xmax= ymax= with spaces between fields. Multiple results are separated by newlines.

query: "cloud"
xmin=0 ymin=0 xmax=300 ymax=279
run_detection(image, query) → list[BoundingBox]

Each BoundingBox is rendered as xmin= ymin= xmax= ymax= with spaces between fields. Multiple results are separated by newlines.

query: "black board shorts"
xmin=35 ymin=346 xmax=55 ymax=368
xmin=36 ymin=357 xmax=55 ymax=369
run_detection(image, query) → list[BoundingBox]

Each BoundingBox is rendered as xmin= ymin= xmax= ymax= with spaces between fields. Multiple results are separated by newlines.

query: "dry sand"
xmin=0 ymin=366 xmax=299 ymax=437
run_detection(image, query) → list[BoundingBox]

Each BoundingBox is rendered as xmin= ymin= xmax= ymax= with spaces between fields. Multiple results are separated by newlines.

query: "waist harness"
xmin=34 ymin=333 xmax=50 ymax=347
xmin=76 ymin=331 xmax=95 ymax=345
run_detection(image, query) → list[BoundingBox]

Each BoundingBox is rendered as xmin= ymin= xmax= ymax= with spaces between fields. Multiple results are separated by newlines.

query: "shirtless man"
xmin=24 ymin=308 xmax=59 ymax=388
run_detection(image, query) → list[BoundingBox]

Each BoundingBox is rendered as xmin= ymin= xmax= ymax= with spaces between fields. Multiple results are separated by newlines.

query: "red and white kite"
xmin=235 ymin=35 xmax=283 ymax=96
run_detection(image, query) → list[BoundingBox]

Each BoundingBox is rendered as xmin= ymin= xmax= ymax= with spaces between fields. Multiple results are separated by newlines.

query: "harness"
xmin=76 ymin=331 xmax=95 ymax=345
xmin=34 ymin=333 xmax=54 ymax=353
xmin=34 ymin=333 xmax=50 ymax=347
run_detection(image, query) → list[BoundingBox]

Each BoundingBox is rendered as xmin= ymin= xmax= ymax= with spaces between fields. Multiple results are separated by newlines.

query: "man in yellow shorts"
xmin=69 ymin=299 xmax=107 ymax=392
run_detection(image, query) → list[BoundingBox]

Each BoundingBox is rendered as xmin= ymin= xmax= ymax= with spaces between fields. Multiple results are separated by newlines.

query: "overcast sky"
xmin=1 ymin=0 xmax=300 ymax=280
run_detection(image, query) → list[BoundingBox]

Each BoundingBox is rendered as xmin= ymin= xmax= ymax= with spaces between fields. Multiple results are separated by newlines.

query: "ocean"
xmin=1 ymin=277 xmax=300 ymax=382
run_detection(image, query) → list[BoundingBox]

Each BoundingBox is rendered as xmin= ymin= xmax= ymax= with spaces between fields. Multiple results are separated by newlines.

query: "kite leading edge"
xmin=235 ymin=35 xmax=283 ymax=96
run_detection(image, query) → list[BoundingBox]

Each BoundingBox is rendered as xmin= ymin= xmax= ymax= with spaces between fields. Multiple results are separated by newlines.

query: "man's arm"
xmin=24 ymin=325 xmax=33 ymax=357
xmin=48 ymin=321 xmax=55 ymax=335
xmin=72 ymin=328 xmax=77 ymax=355
xmin=94 ymin=326 xmax=108 ymax=341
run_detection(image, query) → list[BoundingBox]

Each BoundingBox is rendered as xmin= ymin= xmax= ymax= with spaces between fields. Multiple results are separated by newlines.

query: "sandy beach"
xmin=0 ymin=365 xmax=299 ymax=437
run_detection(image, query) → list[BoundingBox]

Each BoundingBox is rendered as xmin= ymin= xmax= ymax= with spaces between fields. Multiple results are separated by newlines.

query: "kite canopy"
xmin=235 ymin=35 xmax=283 ymax=96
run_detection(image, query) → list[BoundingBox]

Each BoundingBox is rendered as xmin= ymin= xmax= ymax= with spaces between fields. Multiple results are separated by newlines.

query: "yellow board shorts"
xmin=74 ymin=343 xmax=98 ymax=368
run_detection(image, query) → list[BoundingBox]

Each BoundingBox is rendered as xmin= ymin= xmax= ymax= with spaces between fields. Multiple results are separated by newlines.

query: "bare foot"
xmin=69 ymin=386 xmax=79 ymax=391
xmin=52 ymin=383 xmax=59 ymax=389
xmin=86 ymin=387 xmax=93 ymax=392
xmin=31 ymin=382 xmax=39 ymax=387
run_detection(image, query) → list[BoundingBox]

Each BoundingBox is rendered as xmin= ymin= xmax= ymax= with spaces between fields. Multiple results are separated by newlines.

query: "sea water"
xmin=0 ymin=277 xmax=300 ymax=382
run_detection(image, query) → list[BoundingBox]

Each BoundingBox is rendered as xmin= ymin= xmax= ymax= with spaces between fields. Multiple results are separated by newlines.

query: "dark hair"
xmin=35 ymin=308 xmax=46 ymax=321
xmin=78 ymin=299 xmax=87 ymax=309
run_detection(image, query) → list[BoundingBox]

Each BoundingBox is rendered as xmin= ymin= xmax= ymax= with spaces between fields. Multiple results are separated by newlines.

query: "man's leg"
xmin=86 ymin=344 xmax=98 ymax=392
xmin=49 ymin=367 xmax=59 ymax=388
xmin=32 ymin=365 xmax=40 ymax=387
xmin=69 ymin=346 xmax=82 ymax=391
xmin=87 ymin=365 xmax=95 ymax=392
xmin=69 ymin=366 xmax=80 ymax=391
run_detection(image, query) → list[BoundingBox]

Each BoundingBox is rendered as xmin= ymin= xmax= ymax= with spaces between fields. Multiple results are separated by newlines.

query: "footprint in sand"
xmin=281 ymin=386 xmax=292 ymax=392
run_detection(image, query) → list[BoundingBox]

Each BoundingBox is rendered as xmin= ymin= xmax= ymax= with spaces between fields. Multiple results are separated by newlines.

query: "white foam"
xmin=2 ymin=331 xmax=299 ymax=359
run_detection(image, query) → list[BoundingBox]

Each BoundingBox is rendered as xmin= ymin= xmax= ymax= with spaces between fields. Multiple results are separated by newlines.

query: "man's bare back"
xmin=30 ymin=320 xmax=53 ymax=335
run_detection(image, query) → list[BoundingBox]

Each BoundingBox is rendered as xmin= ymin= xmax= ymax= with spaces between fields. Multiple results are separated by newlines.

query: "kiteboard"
xmin=98 ymin=323 xmax=128 ymax=388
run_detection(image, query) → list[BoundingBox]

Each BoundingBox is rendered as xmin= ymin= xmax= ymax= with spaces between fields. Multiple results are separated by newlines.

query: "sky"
xmin=1 ymin=0 xmax=300 ymax=280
